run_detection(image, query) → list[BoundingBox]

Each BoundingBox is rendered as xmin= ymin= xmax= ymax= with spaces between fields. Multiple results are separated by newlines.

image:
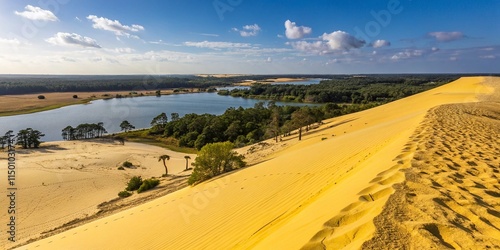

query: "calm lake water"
xmin=0 ymin=92 xmax=316 ymax=141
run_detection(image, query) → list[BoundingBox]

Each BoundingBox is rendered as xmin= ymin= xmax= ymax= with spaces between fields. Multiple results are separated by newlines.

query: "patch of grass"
xmin=137 ymin=178 xmax=160 ymax=193
xmin=122 ymin=161 xmax=133 ymax=168
xmin=118 ymin=191 xmax=132 ymax=198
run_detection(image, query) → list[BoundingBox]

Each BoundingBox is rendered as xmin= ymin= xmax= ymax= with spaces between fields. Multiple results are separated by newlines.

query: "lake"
xmin=0 ymin=92 xmax=316 ymax=141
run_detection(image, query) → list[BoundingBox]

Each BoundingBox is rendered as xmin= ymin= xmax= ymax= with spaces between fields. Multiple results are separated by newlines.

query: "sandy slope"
xmin=0 ymin=140 xmax=195 ymax=249
xmin=16 ymin=77 xmax=497 ymax=249
xmin=363 ymin=80 xmax=500 ymax=249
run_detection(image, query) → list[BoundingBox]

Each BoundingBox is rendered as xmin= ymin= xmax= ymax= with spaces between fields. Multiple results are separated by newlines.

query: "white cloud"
xmin=370 ymin=40 xmax=391 ymax=48
xmin=266 ymin=57 xmax=272 ymax=63
xmin=428 ymin=31 xmax=464 ymax=42
xmin=322 ymin=31 xmax=366 ymax=51
xmin=391 ymin=49 xmax=425 ymax=60
xmin=184 ymin=41 xmax=252 ymax=49
xmin=234 ymin=24 xmax=261 ymax=37
xmin=289 ymin=41 xmax=329 ymax=54
xmin=197 ymin=33 xmax=220 ymax=37
xmin=87 ymin=15 xmax=144 ymax=37
xmin=0 ymin=38 xmax=22 ymax=46
xmin=284 ymin=20 xmax=312 ymax=39
xmin=480 ymin=55 xmax=496 ymax=59
xmin=46 ymin=32 xmax=101 ymax=48
xmin=114 ymin=47 xmax=135 ymax=53
xmin=288 ymin=30 xmax=365 ymax=55
xmin=14 ymin=5 xmax=58 ymax=21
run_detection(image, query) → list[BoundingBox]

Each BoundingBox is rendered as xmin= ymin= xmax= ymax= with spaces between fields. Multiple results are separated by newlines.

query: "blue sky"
xmin=0 ymin=0 xmax=498 ymax=74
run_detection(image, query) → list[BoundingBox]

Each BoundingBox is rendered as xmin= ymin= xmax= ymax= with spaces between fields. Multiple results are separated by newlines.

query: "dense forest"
xmin=219 ymin=75 xmax=460 ymax=103
xmin=136 ymin=101 xmax=378 ymax=150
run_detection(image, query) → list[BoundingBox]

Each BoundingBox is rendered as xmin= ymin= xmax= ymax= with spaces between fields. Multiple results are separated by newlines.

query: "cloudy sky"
xmin=0 ymin=0 xmax=499 ymax=74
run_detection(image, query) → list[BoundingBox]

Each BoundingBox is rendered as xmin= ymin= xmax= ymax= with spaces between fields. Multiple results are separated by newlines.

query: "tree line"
xmin=62 ymin=122 xmax=107 ymax=140
xmin=0 ymin=75 xmax=233 ymax=95
xmin=0 ymin=129 xmax=45 ymax=149
xmin=142 ymin=101 xmax=378 ymax=150
xmin=218 ymin=75 xmax=459 ymax=104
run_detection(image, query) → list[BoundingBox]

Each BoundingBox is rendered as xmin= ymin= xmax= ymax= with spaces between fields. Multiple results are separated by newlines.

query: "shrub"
xmin=122 ymin=161 xmax=133 ymax=168
xmin=126 ymin=176 xmax=143 ymax=191
xmin=73 ymin=95 xmax=78 ymax=99
xmin=118 ymin=191 xmax=132 ymax=198
xmin=188 ymin=142 xmax=246 ymax=185
xmin=117 ymin=166 xmax=125 ymax=170
xmin=37 ymin=95 xmax=45 ymax=99
xmin=137 ymin=178 xmax=160 ymax=193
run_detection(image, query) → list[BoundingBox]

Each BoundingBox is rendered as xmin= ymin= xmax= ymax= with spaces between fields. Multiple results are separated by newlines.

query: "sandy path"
xmin=16 ymin=77 xmax=497 ymax=249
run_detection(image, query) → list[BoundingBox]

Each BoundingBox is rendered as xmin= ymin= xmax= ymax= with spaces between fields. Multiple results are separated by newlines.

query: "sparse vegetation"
xmin=118 ymin=190 xmax=132 ymax=198
xmin=125 ymin=176 xmax=143 ymax=191
xmin=137 ymin=178 xmax=160 ymax=193
xmin=37 ymin=95 xmax=45 ymax=99
xmin=122 ymin=176 xmax=160 ymax=194
xmin=158 ymin=155 xmax=170 ymax=176
xmin=122 ymin=161 xmax=133 ymax=168
xmin=117 ymin=166 xmax=125 ymax=170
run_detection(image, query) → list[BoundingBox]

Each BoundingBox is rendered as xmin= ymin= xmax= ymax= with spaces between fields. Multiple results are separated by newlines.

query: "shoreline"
xmin=0 ymin=77 xmax=313 ymax=117
xmin=0 ymin=89 xmax=201 ymax=117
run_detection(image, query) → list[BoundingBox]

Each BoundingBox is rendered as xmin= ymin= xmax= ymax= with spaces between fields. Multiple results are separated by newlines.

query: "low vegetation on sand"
xmin=188 ymin=142 xmax=246 ymax=185
xmin=119 ymin=176 xmax=161 ymax=197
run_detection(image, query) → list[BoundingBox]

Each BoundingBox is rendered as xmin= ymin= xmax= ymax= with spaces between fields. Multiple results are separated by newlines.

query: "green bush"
xmin=188 ymin=142 xmax=246 ymax=185
xmin=137 ymin=178 xmax=160 ymax=193
xmin=126 ymin=176 xmax=143 ymax=191
xmin=122 ymin=161 xmax=133 ymax=168
xmin=118 ymin=191 xmax=132 ymax=198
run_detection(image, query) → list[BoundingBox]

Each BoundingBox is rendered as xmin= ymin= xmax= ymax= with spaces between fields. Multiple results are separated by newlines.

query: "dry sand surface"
xmin=0 ymin=140 xmax=195 ymax=249
xmin=12 ymin=77 xmax=500 ymax=249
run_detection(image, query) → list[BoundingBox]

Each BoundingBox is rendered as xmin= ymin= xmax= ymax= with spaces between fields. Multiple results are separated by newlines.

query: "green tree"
xmin=291 ymin=108 xmax=314 ymax=141
xmin=158 ymin=155 xmax=170 ymax=176
xmin=171 ymin=112 xmax=180 ymax=122
xmin=120 ymin=120 xmax=135 ymax=132
xmin=184 ymin=155 xmax=191 ymax=170
xmin=151 ymin=113 xmax=168 ymax=132
xmin=188 ymin=142 xmax=246 ymax=185
xmin=266 ymin=107 xmax=281 ymax=143
xmin=16 ymin=128 xmax=44 ymax=148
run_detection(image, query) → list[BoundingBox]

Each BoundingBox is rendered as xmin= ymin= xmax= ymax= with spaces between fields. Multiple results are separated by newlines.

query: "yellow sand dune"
xmin=18 ymin=77 xmax=496 ymax=250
